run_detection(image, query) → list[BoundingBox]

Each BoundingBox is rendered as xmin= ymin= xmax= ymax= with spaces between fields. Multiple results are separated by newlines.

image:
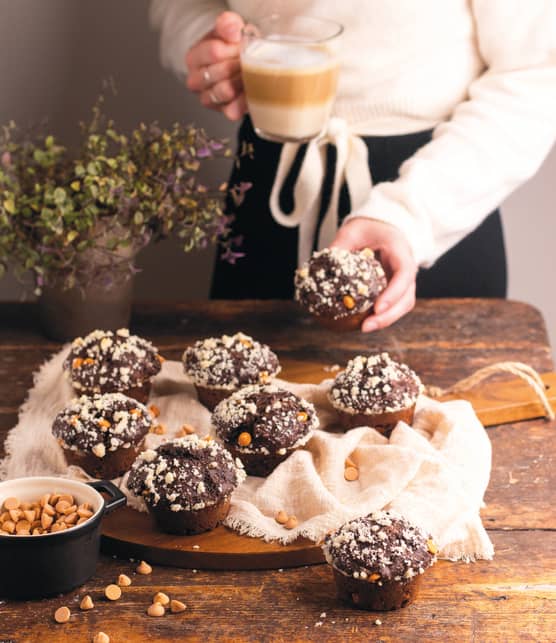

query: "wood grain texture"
xmin=0 ymin=300 xmax=554 ymax=642
xmin=0 ymin=531 xmax=554 ymax=643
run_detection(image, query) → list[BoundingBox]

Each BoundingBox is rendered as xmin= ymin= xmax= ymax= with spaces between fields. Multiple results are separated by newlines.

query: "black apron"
xmin=211 ymin=116 xmax=507 ymax=299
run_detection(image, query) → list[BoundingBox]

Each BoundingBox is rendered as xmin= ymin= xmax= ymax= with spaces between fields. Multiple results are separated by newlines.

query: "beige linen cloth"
xmin=0 ymin=347 xmax=494 ymax=562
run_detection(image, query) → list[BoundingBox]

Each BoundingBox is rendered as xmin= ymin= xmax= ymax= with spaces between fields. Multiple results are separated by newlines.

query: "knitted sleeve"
xmin=346 ymin=0 xmax=556 ymax=267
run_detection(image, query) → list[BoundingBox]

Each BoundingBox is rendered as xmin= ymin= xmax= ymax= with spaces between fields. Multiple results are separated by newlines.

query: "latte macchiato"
xmin=240 ymin=16 xmax=343 ymax=142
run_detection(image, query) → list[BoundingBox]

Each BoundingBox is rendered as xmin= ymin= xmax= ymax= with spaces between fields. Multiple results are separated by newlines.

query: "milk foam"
xmin=242 ymin=40 xmax=333 ymax=70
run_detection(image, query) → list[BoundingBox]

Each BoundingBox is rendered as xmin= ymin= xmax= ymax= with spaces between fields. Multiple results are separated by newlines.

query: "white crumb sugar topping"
xmin=53 ymin=392 xmax=152 ymax=457
xmin=329 ymin=352 xmax=423 ymax=414
xmin=129 ymin=436 xmax=246 ymax=511
xmin=322 ymin=510 xmax=436 ymax=581
xmin=294 ymin=247 xmax=386 ymax=318
xmin=212 ymin=384 xmax=318 ymax=454
xmin=182 ymin=332 xmax=281 ymax=389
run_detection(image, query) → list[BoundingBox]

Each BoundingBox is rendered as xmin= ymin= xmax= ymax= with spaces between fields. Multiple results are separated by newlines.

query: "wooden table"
xmin=1 ymin=299 xmax=555 ymax=643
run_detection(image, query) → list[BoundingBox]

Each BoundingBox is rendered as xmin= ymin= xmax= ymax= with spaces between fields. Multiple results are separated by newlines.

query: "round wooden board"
xmin=100 ymin=358 xmax=334 ymax=570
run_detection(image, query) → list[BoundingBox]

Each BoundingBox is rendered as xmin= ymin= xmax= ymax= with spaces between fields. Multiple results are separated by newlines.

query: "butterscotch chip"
xmin=23 ymin=509 xmax=36 ymax=523
xmin=153 ymin=591 xmax=170 ymax=606
xmin=0 ymin=511 xmax=8 ymax=523
xmin=62 ymin=504 xmax=78 ymax=516
xmin=80 ymin=594 xmax=94 ymax=610
xmin=427 ymin=539 xmax=438 ymax=555
xmin=64 ymin=512 xmax=79 ymax=525
xmin=343 ymin=294 xmax=356 ymax=310
xmin=54 ymin=606 xmax=71 ymax=623
xmin=3 ymin=497 xmax=19 ymax=511
xmin=136 ymin=560 xmax=152 ymax=575
xmin=9 ymin=508 xmax=22 ymax=522
xmin=43 ymin=503 xmax=56 ymax=517
xmin=344 ymin=466 xmax=359 ymax=481
xmin=1 ymin=520 xmax=15 ymax=534
xmin=149 ymin=404 xmax=160 ymax=418
xmin=77 ymin=507 xmax=94 ymax=519
xmin=58 ymin=494 xmax=74 ymax=505
xmin=177 ymin=423 xmax=196 ymax=436
xmin=150 ymin=424 xmax=166 ymax=435
xmin=32 ymin=528 xmax=43 ymax=535
xmin=40 ymin=493 xmax=51 ymax=507
xmin=104 ymin=584 xmax=122 ymax=601
xmin=49 ymin=494 xmax=61 ymax=506
xmin=237 ymin=432 xmax=252 ymax=447
xmin=50 ymin=522 xmax=67 ymax=533
xmin=41 ymin=513 xmax=54 ymax=530
xmin=147 ymin=603 xmax=165 ymax=617
xmin=284 ymin=516 xmax=298 ymax=530
xmin=118 ymin=573 xmax=132 ymax=587
xmin=93 ymin=633 xmax=110 ymax=643
xmin=345 ymin=456 xmax=356 ymax=469
xmin=275 ymin=510 xmax=289 ymax=525
xmin=170 ymin=599 xmax=186 ymax=613
xmin=55 ymin=500 xmax=71 ymax=514
xmin=15 ymin=519 xmax=31 ymax=534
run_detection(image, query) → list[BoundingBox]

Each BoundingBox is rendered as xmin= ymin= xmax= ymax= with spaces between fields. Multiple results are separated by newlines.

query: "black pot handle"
xmin=88 ymin=480 xmax=127 ymax=514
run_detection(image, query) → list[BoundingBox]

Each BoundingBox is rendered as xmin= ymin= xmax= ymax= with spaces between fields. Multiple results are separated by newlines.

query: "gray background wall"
xmin=1 ymin=0 xmax=555 ymax=360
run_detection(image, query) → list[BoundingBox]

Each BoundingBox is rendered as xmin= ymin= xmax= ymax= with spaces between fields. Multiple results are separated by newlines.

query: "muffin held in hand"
xmin=328 ymin=352 xmax=423 ymax=435
xmin=127 ymin=436 xmax=246 ymax=535
xmin=183 ymin=332 xmax=281 ymax=410
xmin=294 ymin=247 xmax=387 ymax=331
xmin=212 ymin=384 xmax=319 ymax=477
xmin=63 ymin=328 xmax=163 ymax=403
xmin=52 ymin=393 xmax=154 ymax=479
xmin=322 ymin=511 xmax=437 ymax=611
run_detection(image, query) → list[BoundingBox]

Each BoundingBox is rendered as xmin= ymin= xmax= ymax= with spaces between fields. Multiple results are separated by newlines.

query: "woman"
xmin=150 ymin=1 xmax=556 ymax=332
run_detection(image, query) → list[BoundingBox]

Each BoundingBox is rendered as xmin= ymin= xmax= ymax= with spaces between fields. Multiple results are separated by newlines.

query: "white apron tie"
xmin=269 ymin=117 xmax=372 ymax=267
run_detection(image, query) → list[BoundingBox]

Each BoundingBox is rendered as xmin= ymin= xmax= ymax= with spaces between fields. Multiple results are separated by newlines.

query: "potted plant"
xmin=0 ymin=96 xmax=248 ymax=340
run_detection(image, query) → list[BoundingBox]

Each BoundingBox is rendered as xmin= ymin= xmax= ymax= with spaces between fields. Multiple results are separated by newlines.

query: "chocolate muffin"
xmin=212 ymin=384 xmax=318 ymax=477
xmin=294 ymin=247 xmax=387 ymax=331
xmin=127 ymin=436 xmax=246 ymax=535
xmin=183 ymin=332 xmax=281 ymax=410
xmin=63 ymin=328 xmax=162 ymax=403
xmin=322 ymin=511 xmax=437 ymax=611
xmin=52 ymin=393 xmax=153 ymax=479
xmin=328 ymin=353 xmax=423 ymax=435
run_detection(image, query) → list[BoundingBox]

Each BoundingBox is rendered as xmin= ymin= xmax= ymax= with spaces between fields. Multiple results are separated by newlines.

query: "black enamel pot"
xmin=0 ymin=476 xmax=126 ymax=600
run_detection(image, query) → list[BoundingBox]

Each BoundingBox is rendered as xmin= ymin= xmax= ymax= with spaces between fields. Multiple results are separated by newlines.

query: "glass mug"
xmin=240 ymin=14 xmax=343 ymax=143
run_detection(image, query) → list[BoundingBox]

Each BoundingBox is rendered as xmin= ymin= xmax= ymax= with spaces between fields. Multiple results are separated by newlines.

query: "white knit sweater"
xmin=151 ymin=0 xmax=556 ymax=267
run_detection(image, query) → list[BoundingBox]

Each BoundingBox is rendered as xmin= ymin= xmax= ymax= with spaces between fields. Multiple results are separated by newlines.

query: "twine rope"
xmin=425 ymin=361 xmax=555 ymax=421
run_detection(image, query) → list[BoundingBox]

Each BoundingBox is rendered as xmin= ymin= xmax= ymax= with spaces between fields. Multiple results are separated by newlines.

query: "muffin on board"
xmin=183 ymin=332 xmax=281 ymax=410
xmin=52 ymin=392 xmax=153 ymax=479
xmin=294 ymin=247 xmax=387 ymax=331
xmin=322 ymin=511 xmax=437 ymax=611
xmin=328 ymin=353 xmax=423 ymax=435
xmin=127 ymin=435 xmax=246 ymax=535
xmin=212 ymin=384 xmax=318 ymax=477
xmin=63 ymin=328 xmax=162 ymax=403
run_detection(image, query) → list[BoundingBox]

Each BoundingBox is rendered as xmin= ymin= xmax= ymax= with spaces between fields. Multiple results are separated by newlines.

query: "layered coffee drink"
xmin=241 ymin=16 xmax=342 ymax=142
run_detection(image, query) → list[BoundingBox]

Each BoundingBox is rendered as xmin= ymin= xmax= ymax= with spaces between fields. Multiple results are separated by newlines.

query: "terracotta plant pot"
xmin=38 ymin=276 xmax=134 ymax=342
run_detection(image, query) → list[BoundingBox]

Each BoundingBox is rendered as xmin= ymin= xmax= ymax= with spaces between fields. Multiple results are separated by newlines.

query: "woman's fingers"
xmin=186 ymin=58 xmax=241 ymax=92
xmin=362 ymin=282 xmax=416 ymax=332
xmin=199 ymin=75 xmax=244 ymax=109
xmin=186 ymin=38 xmax=241 ymax=72
xmin=221 ymin=94 xmax=248 ymax=121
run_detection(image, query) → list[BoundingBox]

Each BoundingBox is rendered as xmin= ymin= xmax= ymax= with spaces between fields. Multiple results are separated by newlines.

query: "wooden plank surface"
xmin=0 ymin=299 xmax=555 ymax=643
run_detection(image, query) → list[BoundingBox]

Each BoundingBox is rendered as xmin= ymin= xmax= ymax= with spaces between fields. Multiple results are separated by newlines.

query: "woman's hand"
xmin=185 ymin=11 xmax=247 ymax=121
xmin=330 ymin=218 xmax=418 ymax=332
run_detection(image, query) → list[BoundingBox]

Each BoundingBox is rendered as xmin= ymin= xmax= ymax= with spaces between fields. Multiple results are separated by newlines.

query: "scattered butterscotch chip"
xmin=237 ymin=431 xmax=252 ymax=447
xmin=83 ymin=357 xmax=95 ymax=365
xmin=93 ymin=633 xmax=110 ymax=643
xmin=150 ymin=423 xmax=166 ymax=435
xmin=284 ymin=516 xmax=298 ymax=530
xmin=275 ymin=510 xmax=289 ymax=525
xmin=427 ymin=539 xmax=438 ymax=555
xmin=98 ymin=419 xmax=111 ymax=429
xmin=118 ymin=573 xmax=132 ymax=587
xmin=54 ymin=606 xmax=71 ymax=623
xmin=344 ymin=466 xmax=359 ymax=482
xmin=342 ymin=294 xmax=356 ymax=310
xmin=345 ymin=456 xmax=356 ymax=469
xmin=80 ymin=595 xmax=94 ymax=610
xmin=170 ymin=599 xmax=187 ymax=613
xmin=137 ymin=560 xmax=153 ymax=575
xmin=153 ymin=591 xmax=170 ymax=606
xmin=149 ymin=404 xmax=160 ymax=418
xmin=369 ymin=573 xmax=381 ymax=582
xmin=104 ymin=584 xmax=122 ymax=601
xmin=178 ymin=424 xmax=196 ymax=436
xmin=147 ymin=603 xmax=165 ymax=617
xmin=3 ymin=497 xmax=19 ymax=511
xmin=156 ymin=354 xmax=165 ymax=363
xmin=297 ymin=411 xmax=308 ymax=422
xmin=259 ymin=370 xmax=270 ymax=384
xmin=72 ymin=357 xmax=84 ymax=369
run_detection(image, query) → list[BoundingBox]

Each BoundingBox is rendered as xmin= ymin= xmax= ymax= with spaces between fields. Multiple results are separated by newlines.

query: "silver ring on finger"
xmin=209 ymin=89 xmax=223 ymax=105
xmin=202 ymin=66 xmax=212 ymax=86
